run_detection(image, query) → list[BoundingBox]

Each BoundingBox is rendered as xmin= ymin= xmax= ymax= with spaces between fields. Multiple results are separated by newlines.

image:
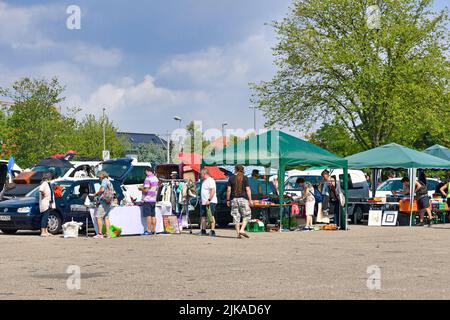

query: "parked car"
xmin=375 ymin=178 xmax=439 ymax=198
xmin=1 ymin=158 xmax=98 ymax=200
xmin=285 ymin=169 xmax=370 ymax=223
xmin=0 ymin=177 xmax=123 ymax=235
xmin=97 ymin=158 xmax=152 ymax=201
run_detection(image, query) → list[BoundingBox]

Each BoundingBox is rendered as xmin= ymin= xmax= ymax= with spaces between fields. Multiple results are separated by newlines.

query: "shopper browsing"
xmin=200 ymin=169 xmax=217 ymax=237
xmin=321 ymin=170 xmax=343 ymax=228
xmin=400 ymin=177 xmax=433 ymax=226
xmin=249 ymin=169 xmax=264 ymax=199
xmin=298 ymin=178 xmax=316 ymax=231
xmin=140 ymin=167 xmax=159 ymax=236
xmin=226 ymin=164 xmax=253 ymax=239
xmin=439 ymin=174 xmax=450 ymax=208
xmin=38 ymin=172 xmax=54 ymax=237
xmin=92 ymin=171 xmax=114 ymax=239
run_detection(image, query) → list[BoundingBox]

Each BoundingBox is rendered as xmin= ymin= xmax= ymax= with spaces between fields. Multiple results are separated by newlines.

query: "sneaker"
xmin=416 ymin=222 xmax=424 ymax=227
xmin=142 ymin=231 xmax=151 ymax=236
xmin=200 ymin=229 xmax=207 ymax=236
xmin=93 ymin=234 xmax=103 ymax=239
xmin=210 ymin=230 xmax=216 ymax=237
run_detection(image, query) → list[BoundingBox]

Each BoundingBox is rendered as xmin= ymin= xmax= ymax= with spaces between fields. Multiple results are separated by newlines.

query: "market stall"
xmin=345 ymin=143 xmax=450 ymax=226
xmin=202 ymin=130 xmax=349 ymax=230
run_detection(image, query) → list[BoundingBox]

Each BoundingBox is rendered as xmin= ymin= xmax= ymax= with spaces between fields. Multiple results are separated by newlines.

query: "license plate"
xmin=0 ymin=215 xmax=11 ymax=221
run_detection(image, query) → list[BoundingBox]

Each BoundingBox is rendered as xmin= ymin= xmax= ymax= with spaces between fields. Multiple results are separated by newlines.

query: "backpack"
xmin=311 ymin=187 xmax=323 ymax=203
xmin=101 ymin=181 xmax=114 ymax=204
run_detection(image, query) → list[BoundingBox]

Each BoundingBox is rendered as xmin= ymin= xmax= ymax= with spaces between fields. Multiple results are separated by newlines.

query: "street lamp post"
xmin=102 ymin=107 xmax=106 ymax=153
xmin=221 ymin=122 xmax=228 ymax=145
xmin=174 ymin=116 xmax=182 ymax=128
xmin=249 ymin=106 xmax=257 ymax=132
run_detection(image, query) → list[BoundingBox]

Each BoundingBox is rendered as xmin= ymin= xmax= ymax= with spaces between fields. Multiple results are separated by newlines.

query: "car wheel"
xmin=47 ymin=212 xmax=62 ymax=235
xmin=353 ymin=206 xmax=364 ymax=224
xmin=1 ymin=228 xmax=18 ymax=235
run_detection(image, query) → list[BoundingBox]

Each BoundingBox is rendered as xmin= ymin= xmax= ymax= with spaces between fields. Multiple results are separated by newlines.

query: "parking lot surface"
xmin=1 ymin=225 xmax=450 ymax=300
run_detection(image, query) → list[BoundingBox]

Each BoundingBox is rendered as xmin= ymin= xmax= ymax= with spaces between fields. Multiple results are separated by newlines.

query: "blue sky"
xmin=0 ymin=0 xmax=448 ymax=135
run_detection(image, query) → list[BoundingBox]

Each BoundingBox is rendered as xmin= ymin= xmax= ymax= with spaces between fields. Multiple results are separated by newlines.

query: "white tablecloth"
xmin=90 ymin=204 xmax=172 ymax=235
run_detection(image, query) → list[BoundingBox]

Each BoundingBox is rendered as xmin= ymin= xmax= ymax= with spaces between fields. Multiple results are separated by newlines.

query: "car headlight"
xmin=17 ymin=207 xmax=31 ymax=213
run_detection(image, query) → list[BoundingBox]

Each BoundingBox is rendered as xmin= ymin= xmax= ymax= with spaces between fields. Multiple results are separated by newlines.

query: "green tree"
xmin=308 ymin=123 xmax=363 ymax=156
xmin=252 ymin=0 xmax=450 ymax=150
xmin=72 ymin=114 xmax=127 ymax=159
xmin=0 ymin=77 xmax=77 ymax=167
xmin=137 ymin=143 xmax=167 ymax=165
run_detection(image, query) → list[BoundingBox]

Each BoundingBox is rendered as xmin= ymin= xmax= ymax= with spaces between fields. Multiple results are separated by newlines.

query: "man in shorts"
xmin=140 ymin=167 xmax=159 ymax=236
xmin=226 ymin=165 xmax=253 ymax=239
xmin=200 ymin=169 xmax=217 ymax=237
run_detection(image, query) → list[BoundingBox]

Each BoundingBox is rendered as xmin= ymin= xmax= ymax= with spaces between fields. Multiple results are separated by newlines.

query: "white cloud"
xmin=84 ymin=75 xmax=211 ymax=129
xmin=0 ymin=1 xmax=59 ymax=49
xmin=158 ymin=32 xmax=275 ymax=89
xmin=69 ymin=43 xmax=123 ymax=68
xmin=0 ymin=0 xmax=278 ymax=132
xmin=0 ymin=1 xmax=122 ymax=68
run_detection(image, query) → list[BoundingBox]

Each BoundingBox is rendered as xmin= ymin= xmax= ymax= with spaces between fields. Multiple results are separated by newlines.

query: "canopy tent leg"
xmin=408 ymin=168 xmax=417 ymax=227
xmin=277 ymin=166 xmax=286 ymax=232
xmin=343 ymin=166 xmax=349 ymax=230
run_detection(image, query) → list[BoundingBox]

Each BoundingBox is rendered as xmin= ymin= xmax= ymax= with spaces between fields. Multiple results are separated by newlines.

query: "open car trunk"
xmin=0 ymin=163 xmax=7 ymax=193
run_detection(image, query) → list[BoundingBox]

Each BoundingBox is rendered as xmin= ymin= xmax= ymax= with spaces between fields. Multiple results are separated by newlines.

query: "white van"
xmin=97 ymin=158 xmax=152 ymax=201
xmin=285 ymin=169 xmax=370 ymax=224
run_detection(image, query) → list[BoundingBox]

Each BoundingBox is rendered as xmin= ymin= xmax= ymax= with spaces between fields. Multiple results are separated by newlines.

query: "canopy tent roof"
xmin=424 ymin=144 xmax=450 ymax=161
xmin=345 ymin=143 xmax=450 ymax=169
xmin=202 ymin=130 xmax=347 ymax=169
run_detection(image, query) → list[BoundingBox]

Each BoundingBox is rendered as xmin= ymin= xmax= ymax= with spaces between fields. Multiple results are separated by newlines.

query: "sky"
xmin=0 ymin=0 xmax=448 ymax=136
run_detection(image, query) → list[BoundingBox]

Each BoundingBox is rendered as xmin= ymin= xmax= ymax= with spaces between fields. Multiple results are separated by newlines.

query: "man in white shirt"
xmin=200 ymin=169 xmax=217 ymax=237
xmin=39 ymin=172 xmax=54 ymax=237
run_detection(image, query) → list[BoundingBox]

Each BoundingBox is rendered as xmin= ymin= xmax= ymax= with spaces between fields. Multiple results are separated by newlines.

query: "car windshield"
xmin=25 ymin=186 xmax=40 ymax=198
xmin=285 ymin=175 xmax=322 ymax=190
xmin=98 ymin=163 xmax=129 ymax=179
xmin=377 ymin=180 xmax=403 ymax=191
xmin=31 ymin=165 xmax=71 ymax=177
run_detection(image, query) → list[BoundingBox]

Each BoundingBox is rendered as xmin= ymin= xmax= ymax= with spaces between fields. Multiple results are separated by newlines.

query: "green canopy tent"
xmin=345 ymin=143 xmax=450 ymax=226
xmin=424 ymin=145 xmax=450 ymax=161
xmin=202 ymin=130 xmax=349 ymax=230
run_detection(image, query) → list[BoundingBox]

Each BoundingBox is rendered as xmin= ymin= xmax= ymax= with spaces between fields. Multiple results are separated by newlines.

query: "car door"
xmin=65 ymin=182 xmax=91 ymax=222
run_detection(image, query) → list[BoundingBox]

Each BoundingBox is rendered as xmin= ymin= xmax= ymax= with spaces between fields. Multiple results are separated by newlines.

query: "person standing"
xmin=399 ymin=177 xmax=433 ymax=226
xmin=200 ymin=169 xmax=217 ymax=237
xmin=92 ymin=171 xmax=114 ymax=239
xmin=249 ymin=169 xmax=263 ymax=200
xmin=140 ymin=167 xmax=159 ymax=236
xmin=39 ymin=172 xmax=54 ymax=237
xmin=298 ymin=178 xmax=316 ymax=231
xmin=439 ymin=175 xmax=450 ymax=208
xmin=321 ymin=170 xmax=342 ymax=229
xmin=226 ymin=164 xmax=253 ymax=239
